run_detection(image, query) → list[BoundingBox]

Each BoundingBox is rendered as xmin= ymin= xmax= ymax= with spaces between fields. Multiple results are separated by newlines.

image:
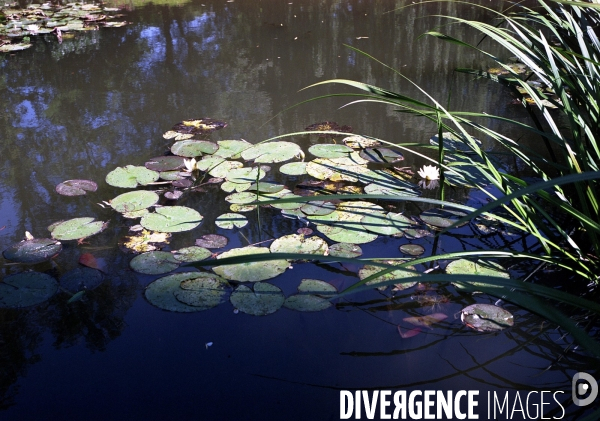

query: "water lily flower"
xmin=183 ymin=158 xmax=197 ymax=172
xmin=26 ymin=24 xmax=40 ymax=34
xmin=417 ymin=164 xmax=440 ymax=181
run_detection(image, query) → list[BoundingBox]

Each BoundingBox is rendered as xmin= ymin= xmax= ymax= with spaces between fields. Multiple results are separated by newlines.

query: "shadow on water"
xmin=1 ymin=0 xmax=599 ymax=419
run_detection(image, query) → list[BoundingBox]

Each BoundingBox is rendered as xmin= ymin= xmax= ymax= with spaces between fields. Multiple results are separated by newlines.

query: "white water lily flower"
xmin=183 ymin=158 xmax=197 ymax=172
xmin=26 ymin=24 xmax=40 ymax=33
xmin=417 ymin=164 xmax=440 ymax=181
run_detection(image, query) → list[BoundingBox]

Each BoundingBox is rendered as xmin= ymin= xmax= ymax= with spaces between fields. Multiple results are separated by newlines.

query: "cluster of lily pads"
xmin=0 ymin=2 xmax=127 ymax=53
xmin=0 ymin=117 xmax=515 ymax=330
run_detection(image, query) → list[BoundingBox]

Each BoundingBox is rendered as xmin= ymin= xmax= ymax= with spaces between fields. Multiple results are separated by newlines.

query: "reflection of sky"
xmin=137 ymin=26 xmax=166 ymax=70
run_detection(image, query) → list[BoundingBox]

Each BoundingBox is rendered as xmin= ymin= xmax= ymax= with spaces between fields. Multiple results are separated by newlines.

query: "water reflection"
xmin=1 ymin=0 xmax=598 ymax=419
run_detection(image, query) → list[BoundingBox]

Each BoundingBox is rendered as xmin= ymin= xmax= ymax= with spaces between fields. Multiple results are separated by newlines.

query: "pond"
xmin=1 ymin=0 xmax=598 ymax=419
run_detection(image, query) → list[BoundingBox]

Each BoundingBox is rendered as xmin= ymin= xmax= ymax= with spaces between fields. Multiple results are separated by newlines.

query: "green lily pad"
xmin=140 ymin=206 xmax=203 ymax=233
xmin=230 ymin=282 xmax=285 ymax=316
xmin=299 ymin=201 xmax=336 ymax=216
xmin=174 ymin=276 xmax=231 ymax=310
xmin=163 ymin=130 xmax=194 ymax=141
xmin=49 ymin=217 xmax=106 ymax=241
xmin=359 ymin=147 xmax=404 ymax=164
xmin=172 ymin=119 xmax=227 ymax=135
xmin=171 ymin=140 xmax=219 ymax=158
xmin=106 ymin=165 xmax=159 ymax=188
xmin=221 ymin=181 xmax=251 ymax=193
xmin=0 ymin=272 xmax=58 ymax=308
xmin=55 ymin=179 xmax=98 ymax=196
xmin=343 ymin=135 xmax=381 ymax=149
xmin=316 ymin=225 xmax=378 ymax=244
xmin=308 ymin=144 xmax=353 ymax=159
xmin=225 ymin=192 xmax=258 ymax=205
xmin=195 ymin=234 xmax=228 ymax=249
xmin=215 ymin=213 xmax=248 ymax=229
xmin=213 ymin=246 xmax=289 ymax=282
xmin=461 ymin=303 xmax=514 ymax=332
xmin=399 ymin=244 xmax=425 ymax=256
xmin=225 ymin=167 xmax=266 ymax=184
xmin=361 ymin=212 xmax=410 ymax=236
xmin=3 ymin=238 xmax=62 ymax=264
xmin=145 ymin=156 xmax=185 ymax=172
xmin=269 ymin=234 xmax=328 ymax=255
xmin=359 ymin=263 xmax=419 ymax=291
xmin=230 ymin=204 xmax=256 ymax=213
xmin=269 ymin=193 xmax=304 ymax=210
xmin=145 ymin=272 xmax=214 ymax=312
xmin=172 ymin=246 xmax=212 ymax=263
xmin=363 ymin=182 xmax=419 ymax=197
xmin=241 ymin=141 xmax=302 ymax=164
xmin=0 ymin=43 xmax=32 ymax=52
xmin=284 ymin=279 xmax=337 ymax=312
xmin=110 ymin=190 xmax=159 ymax=213
xmin=59 ymin=267 xmax=103 ymax=292
xmin=130 ymin=251 xmax=180 ymax=275
xmin=328 ymin=243 xmax=363 ymax=258
xmin=208 ymin=159 xmax=244 ymax=178
xmin=420 ymin=208 xmax=469 ymax=229
xmin=213 ymin=140 xmax=252 ymax=159
xmin=160 ymin=171 xmax=187 ymax=181
xmin=248 ymin=182 xmax=285 ymax=194
xmin=279 ymin=162 xmax=308 ymax=176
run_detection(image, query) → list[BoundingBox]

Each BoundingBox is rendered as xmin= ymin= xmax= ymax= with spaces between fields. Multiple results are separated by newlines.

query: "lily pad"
xmin=145 ymin=272 xmax=215 ymax=312
xmin=279 ymin=162 xmax=308 ymax=176
xmin=420 ymin=208 xmax=469 ymax=229
xmin=343 ymin=135 xmax=381 ymax=149
xmin=140 ymin=206 xmax=203 ymax=233
xmin=215 ymin=213 xmax=248 ymax=229
xmin=163 ymin=130 xmax=194 ymax=141
xmin=49 ymin=217 xmax=106 ymax=241
xmin=195 ymin=234 xmax=228 ymax=249
xmin=461 ymin=303 xmax=514 ymax=332
xmin=0 ymin=272 xmax=58 ymax=308
xmin=171 ymin=140 xmax=219 ymax=158
xmin=213 ymin=246 xmax=289 ymax=282
xmin=59 ymin=267 xmax=103 ymax=292
xmin=283 ymin=279 xmax=337 ymax=312
xmin=328 ymin=243 xmax=363 ymax=258
xmin=221 ymin=181 xmax=251 ymax=193
xmin=55 ymin=179 xmax=98 ymax=196
xmin=226 ymin=167 xmax=266 ymax=184
xmin=241 ymin=141 xmax=302 ymax=164
xmin=299 ymin=201 xmax=336 ymax=216
xmin=230 ymin=282 xmax=285 ymax=316
xmin=361 ymin=212 xmax=410 ymax=236
xmin=308 ymin=144 xmax=353 ymax=159
xmin=359 ymin=148 xmax=404 ymax=164
xmin=172 ymin=118 xmax=227 ymax=135
xmin=130 ymin=251 xmax=180 ymax=275
xmin=213 ymin=140 xmax=252 ymax=159
xmin=269 ymin=234 xmax=328 ymax=256
xmin=359 ymin=263 xmax=419 ymax=291
xmin=172 ymin=246 xmax=212 ymax=263
xmin=174 ymin=276 xmax=231 ymax=310
xmin=106 ymin=165 xmax=159 ymax=188
xmin=110 ymin=190 xmax=159 ymax=213
xmin=248 ymin=182 xmax=285 ymax=194
xmin=3 ymin=238 xmax=62 ymax=264
xmin=119 ymin=230 xmax=171 ymax=254
xmin=145 ymin=156 xmax=185 ymax=172
xmin=399 ymin=244 xmax=425 ymax=256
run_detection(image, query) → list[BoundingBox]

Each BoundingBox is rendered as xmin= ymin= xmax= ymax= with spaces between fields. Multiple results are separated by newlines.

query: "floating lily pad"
xmin=269 ymin=193 xmax=304 ymax=210
xmin=279 ymin=162 xmax=308 ymax=176
xmin=172 ymin=119 xmax=227 ymax=135
xmin=308 ymin=144 xmax=353 ymax=159
xmin=49 ymin=217 xmax=106 ymax=241
xmin=306 ymin=158 xmax=368 ymax=183
xmin=55 ymin=179 xmax=98 ymax=196
xmin=461 ymin=303 xmax=514 ymax=332
xmin=226 ymin=167 xmax=266 ymax=184
xmin=172 ymin=246 xmax=212 ymax=263
xmin=140 ymin=206 xmax=203 ymax=233
xmin=174 ymin=276 xmax=231 ymax=310
xmin=159 ymin=171 xmax=187 ymax=181
xmin=59 ymin=267 xmax=103 ymax=292
xmin=283 ymin=279 xmax=337 ymax=312
xmin=0 ymin=272 xmax=58 ymax=308
xmin=207 ymin=159 xmax=244 ymax=178
xmin=110 ymin=190 xmax=159 ymax=213
xmin=145 ymin=156 xmax=185 ymax=172
xmin=305 ymin=121 xmax=352 ymax=136
xmin=221 ymin=181 xmax=251 ymax=193
xmin=119 ymin=229 xmax=171 ymax=253
xmin=106 ymin=165 xmax=159 ymax=188
xmin=328 ymin=243 xmax=363 ymax=258
xmin=163 ymin=130 xmax=194 ymax=141
xmin=359 ymin=147 xmax=404 ymax=164
xmin=230 ymin=282 xmax=285 ymax=316
xmin=342 ymin=135 xmax=381 ymax=148
xmin=192 ymin=235 xmax=226 ymax=250
xmin=215 ymin=213 xmax=248 ymax=229
xmin=361 ymin=212 xmax=410 ymax=236
xmin=213 ymin=246 xmax=289 ymax=282
xmin=359 ymin=263 xmax=419 ymax=291
xmin=269 ymin=234 xmax=328 ymax=256
xmin=420 ymin=208 xmax=469 ymax=229
xmin=171 ymin=140 xmax=219 ymax=158
xmin=399 ymin=244 xmax=425 ymax=256
xmin=0 ymin=43 xmax=33 ymax=52
xmin=3 ymin=238 xmax=62 ymax=264
xmin=230 ymin=203 xmax=256 ymax=213
xmin=446 ymin=259 xmax=509 ymax=280
xmin=145 ymin=272 xmax=215 ymax=312
xmin=299 ymin=201 xmax=336 ymax=216
xmin=130 ymin=251 xmax=180 ymax=275
xmin=248 ymin=182 xmax=285 ymax=194
xmin=241 ymin=141 xmax=302 ymax=163
xmin=225 ymin=192 xmax=258 ymax=205
xmin=363 ymin=181 xmax=419 ymax=197
xmin=213 ymin=140 xmax=252 ymax=159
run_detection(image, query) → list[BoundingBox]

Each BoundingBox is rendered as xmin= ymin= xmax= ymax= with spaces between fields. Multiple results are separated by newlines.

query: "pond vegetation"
xmin=1 ymin=0 xmax=600 ymax=419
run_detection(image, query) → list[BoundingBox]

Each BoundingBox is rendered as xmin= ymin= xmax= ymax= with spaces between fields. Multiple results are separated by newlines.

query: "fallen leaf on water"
xmin=398 ymin=326 xmax=421 ymax=339
xmin=79 ymin=253 xmax=108 ymax=273
xmin=403 ymin=313 xmax=448 ymax=328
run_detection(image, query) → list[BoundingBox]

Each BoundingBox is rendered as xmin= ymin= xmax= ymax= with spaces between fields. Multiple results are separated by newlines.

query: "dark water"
xmin=1 ymin=0 xmax=598 ymax=420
